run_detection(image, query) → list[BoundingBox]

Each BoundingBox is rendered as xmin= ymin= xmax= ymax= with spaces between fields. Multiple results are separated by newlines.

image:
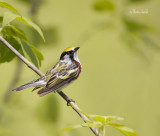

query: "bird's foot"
xmin=67 ymin=98 xmax=75 ymax=106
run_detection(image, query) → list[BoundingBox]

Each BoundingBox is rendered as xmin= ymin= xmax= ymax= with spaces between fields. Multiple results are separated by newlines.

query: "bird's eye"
xmin=69 ymin=51 xmax=73 ymax=54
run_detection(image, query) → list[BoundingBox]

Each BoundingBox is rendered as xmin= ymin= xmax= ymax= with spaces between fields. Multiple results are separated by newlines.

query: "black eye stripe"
xmin=68 ymin=51 xmax=73 ymax=54
xmin=60 ymin=50 xmax=74 ymax=60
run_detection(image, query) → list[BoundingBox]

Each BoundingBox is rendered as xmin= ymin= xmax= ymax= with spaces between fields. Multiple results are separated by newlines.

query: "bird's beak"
xmin=74 ymin=47 xmax=80 ymax=52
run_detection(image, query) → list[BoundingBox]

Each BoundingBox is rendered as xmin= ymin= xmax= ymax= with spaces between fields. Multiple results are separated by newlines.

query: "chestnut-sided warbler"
xmin=12 ymin=47 xmax=82 ymax=96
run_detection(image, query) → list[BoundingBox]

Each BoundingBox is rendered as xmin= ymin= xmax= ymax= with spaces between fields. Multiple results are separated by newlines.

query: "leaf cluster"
xmin=61 ymin=111 xmax=137 ymax=136
xmin=0 ymin=1 xmax=44 ymax=67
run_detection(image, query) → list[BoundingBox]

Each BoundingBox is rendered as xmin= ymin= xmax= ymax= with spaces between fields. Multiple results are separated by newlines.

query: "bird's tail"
xmin=12 ymin=78 xmax=46 ymax=91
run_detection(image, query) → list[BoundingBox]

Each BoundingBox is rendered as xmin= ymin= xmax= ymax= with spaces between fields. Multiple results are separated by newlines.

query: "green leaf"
xmin=61 ymin=114 xmax=137 ymax=136
xmin=61 ymin=125 xmax=82 ymax=133
xmin=20 ymin=40 xmax=39 ymax=68
xmin=91 ymin=115 xmax=107 ymax=124
xmin=61 ymin=122 xmax=103 ymax=133
xmin=2 ymin=12 xmax=17 ymax=27
xmin=109 ymin=123 xmax=137 ymax=136
xmin=90 ymin=115 xmax=123 ymax=124
xmin=93 ymin=0 xmax=115 ymax=11
xmin=1 ymin=25 xmax=27 ymax=40
xmin=27 ymin=27 xmax=59 ymax=46
xmin=29 ymin=45 xmax=43 ymax=66
xmin=16 ymin=16 xmax=45 ymax=41
xmin=0 ymin=1 xmax=21 ymax=15
xmin=0 ymin=34 xmax=21 ymax=63
xmin=115 ymin=126 xmax=137 ymax=136
xmin=2 ymin=11 xmax=45 ymax=41
xmin=82 ymin=122 xmax=103 ymax=128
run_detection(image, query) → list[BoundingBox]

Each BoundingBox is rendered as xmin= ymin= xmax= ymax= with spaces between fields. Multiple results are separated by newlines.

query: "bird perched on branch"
xmin=12 ymin=47 xmax=82 ymax=97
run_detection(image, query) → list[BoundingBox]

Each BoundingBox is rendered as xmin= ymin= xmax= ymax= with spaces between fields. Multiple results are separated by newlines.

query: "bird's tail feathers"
xmin=12 ymin=78 xmax=46 ymax=91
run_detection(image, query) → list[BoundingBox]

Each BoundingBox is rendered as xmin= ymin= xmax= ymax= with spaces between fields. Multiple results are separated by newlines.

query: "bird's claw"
xmin=67 ymin=98 xmax=75 ymax=106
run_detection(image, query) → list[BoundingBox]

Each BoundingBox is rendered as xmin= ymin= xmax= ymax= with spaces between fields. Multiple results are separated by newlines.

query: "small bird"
xmin=12 ymin=47 xmax=82 ymax=97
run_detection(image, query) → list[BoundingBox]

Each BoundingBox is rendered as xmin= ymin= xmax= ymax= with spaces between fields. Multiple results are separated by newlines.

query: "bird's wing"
xmin=46 ymin=68 xmax=78 ymax=88
xmin=38 ymin=62 xmax=78 ymax=96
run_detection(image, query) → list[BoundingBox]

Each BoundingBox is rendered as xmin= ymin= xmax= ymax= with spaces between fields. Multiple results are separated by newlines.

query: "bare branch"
xmin=0 ymin=35 xmax=101 ymax=136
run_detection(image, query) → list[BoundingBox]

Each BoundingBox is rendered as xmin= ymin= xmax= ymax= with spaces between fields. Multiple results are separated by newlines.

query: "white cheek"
xmin=74 ymin=52 xmax=80 ymax=62
xmin=61 ymin=55 xmax=72 ymax=64
xmin=64 ymin=55 xmax=70 ymax=60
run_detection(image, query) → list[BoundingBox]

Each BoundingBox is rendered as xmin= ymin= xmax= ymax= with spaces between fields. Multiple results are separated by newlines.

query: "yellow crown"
xmin=63 ymin=47 xmax=74 ymax=53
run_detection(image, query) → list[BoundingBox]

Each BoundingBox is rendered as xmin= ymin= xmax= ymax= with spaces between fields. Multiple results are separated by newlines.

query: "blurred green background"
xmin=0 ymin=0 xmax=160 ymax=136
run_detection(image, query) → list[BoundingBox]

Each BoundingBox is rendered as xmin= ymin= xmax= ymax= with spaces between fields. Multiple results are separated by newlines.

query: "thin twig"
xmin=0 ymin=35 xmax=101 ymax=136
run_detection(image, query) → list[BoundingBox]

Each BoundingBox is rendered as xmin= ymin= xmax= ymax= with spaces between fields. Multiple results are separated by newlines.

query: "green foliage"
xmin=93 ymin=0 xmax=115 ymax=12
xmin=2 ymin=11 xmax=45 ymax=41
xmin=2 ymin=12 xmax=17 ymax=27
xmin=23 ymin=26 xmax=58 ymax=46
xmin=0 ymin=34 xmax=21 ymax=63
xmin=29 ymin=45 xmax=44 ymax=66
xmin=2 ymin=25 xmax=27 ymax=40
xmin=0 ymin=0 xmax=44 ymax=67
xmin=61 ymin=113 xmax=137 ymax=136
xmin=110 ymin=123 xmax=137 ymax=136
xmin=16 ymin=17 xmax=45 ymax=41
xmin=0 ymin=1 xmax=21 ymax=15
xmin=20 ymin=41 xmax=40 ymax=68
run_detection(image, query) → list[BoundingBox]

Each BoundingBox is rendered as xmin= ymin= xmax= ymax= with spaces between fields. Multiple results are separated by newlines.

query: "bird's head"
xmin=60 ymin=47 xmax=80 ymax=63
